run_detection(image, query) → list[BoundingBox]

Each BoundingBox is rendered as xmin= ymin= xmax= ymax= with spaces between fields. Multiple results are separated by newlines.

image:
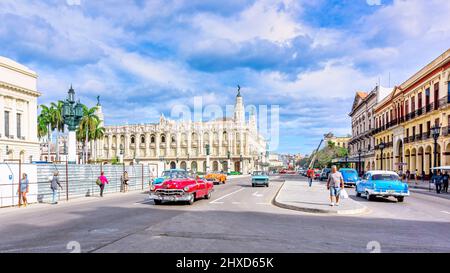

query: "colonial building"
xmin=96 ymin=90 xmax=267 ymax=174
xmin=348 ymin=86 xmax=392 ymax=172
xmin=323 ymin=132 xmax=350 ymax=149
xmin=373 ymin=48 xmax=450 ymax=177
xmin=0 ymin=56 xmax=40 ymax=163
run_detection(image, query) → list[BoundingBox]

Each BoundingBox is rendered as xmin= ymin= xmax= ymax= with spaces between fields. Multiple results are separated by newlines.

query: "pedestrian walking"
xmin=49 ymin=171 xmax=63 ymax=204
xmin=326 ymin=165 xmax=344 ymax=206
xmin=433 ymin=171 xmax=443 ymax=194
xmin=443 ymin=171 xmax=449 ymax=193
xmin=97 ymin=171 xmax=109 ymax=197
xmin=405 ymin=170 xmax=410 ymax=184
xmin=17 ymin=173 xmax=29 ymax=207
xmin=412 ymin=169 xmax=417 ymax=185
xmin=306 ymin=168 xmax=314 ymax=187
xmin=421 ymin=170 xmax=425 ymax=185
xmin=121 ymin=171 xmax=129 ymax=193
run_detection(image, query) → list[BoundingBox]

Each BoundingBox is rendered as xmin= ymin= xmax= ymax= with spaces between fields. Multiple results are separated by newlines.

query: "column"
xmin=11 ymin=98 xmax=17 ymax=139
xmin=166 ymin=132 xmax=171 ymax=158
xmin=176 ymin=131 xmax=181 ymax=157
xmin=156 ymin=133 xmax=160 ymax=157
xmin=145 ymin=132 xmax=150 ymax=158
xmin=0 ymin=95 xmax=4 ymax=138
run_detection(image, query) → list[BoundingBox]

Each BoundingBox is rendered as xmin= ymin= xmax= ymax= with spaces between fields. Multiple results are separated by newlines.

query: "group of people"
xmin=306 ymin=166 xmax=345 ymax=206
xmin=431 ymin=171 xmax=449 ymax=194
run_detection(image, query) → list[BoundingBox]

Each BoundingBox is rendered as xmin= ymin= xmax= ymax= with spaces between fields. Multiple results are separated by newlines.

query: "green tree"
xmin=90 ymin=120 xmax=105 ymax=162
xmin=38 ymin=105 xmax=54 ymax=161
xmin=50 ymin=101 xmax=65 ymax=162
xmin=76 ymin=105 xmax=100 ymax=164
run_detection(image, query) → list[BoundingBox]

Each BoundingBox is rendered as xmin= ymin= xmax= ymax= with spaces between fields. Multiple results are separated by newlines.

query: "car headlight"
xmin=150 ymin=185 xmax=155 ymax=191
xmin=184 ymin=186 xmax=189 ymax=192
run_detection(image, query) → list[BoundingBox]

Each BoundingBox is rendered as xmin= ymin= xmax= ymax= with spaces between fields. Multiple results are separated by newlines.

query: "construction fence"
xmin=0 ymin=163 xmax=152 ymax=208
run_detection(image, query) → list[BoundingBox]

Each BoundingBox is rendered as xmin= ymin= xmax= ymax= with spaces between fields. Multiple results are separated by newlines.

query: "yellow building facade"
xmin=373 ymin=49 xmax=450 ymax=178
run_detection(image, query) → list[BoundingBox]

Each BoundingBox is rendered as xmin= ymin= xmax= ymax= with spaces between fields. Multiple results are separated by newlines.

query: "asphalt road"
xmin=1 ymin=175 xmax=450 ymax=253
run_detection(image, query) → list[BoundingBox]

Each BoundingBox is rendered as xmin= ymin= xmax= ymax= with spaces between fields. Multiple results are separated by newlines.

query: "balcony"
xmin=443 ymin=126 xmax=450 ymax=136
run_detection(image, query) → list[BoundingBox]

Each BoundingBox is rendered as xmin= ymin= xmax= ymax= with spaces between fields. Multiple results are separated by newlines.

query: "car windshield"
xmin=372 ymin=174 xmax=399 ymax=181
xmin=253 ymin=171 xmax=266 ymax=176
xmin=342 ymin=170 xmax=357 ymax=175
xmin=162 ymin=170 xmax=188 ymax=179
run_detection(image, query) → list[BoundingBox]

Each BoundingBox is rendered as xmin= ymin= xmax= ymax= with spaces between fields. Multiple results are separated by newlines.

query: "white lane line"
xmin=232 ymin=202 xmax=241 ymax=204
xmin=210 ymin=188 xmax=245 ymax=204
xmin=252 ymin=191 xmax=263 ymax=197
xmin=441 ymin=211 xmax=450 ymax=215
xmin=256 ymin=202 xmax=270 ymax=205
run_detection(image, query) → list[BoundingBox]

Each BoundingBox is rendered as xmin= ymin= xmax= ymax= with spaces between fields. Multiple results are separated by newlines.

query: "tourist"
xmin=121 ymin=171 xmax=129 ymax=193
xmin=17 ymin=173 xmax=29 ymax=207
xmin=405 ymin=170 xmax=410 ymax=184
xmin=443 ymin=171 xmax=449 ymax=193
xmin=433 ymin=171 xmax=443 ymax=194
xmin=306 ymin=168 xmax=314 ymax=187
xmin=97 ymin=171 xmax=109 ymax=197
xmin=50 ymin=171 xmax=63 ymax=204
xmin=326 ymin=165 xmax=344 ymax=206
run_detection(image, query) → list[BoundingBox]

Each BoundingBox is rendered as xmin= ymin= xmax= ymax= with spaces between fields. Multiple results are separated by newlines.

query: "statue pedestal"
xmin=68 ymin=131 xmax=77 ymax=164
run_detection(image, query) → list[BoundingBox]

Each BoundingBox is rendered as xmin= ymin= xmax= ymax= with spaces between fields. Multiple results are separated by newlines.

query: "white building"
xmin=96 ymin=90 xmax=267 ymax=174
xmin=348 ymin=85 xmax=392 ymax=171
xmin=0 ymin=56 xmax=40 ymax=163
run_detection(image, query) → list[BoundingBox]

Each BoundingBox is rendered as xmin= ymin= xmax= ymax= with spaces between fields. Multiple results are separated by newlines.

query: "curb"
xmin=271 ymin=182 xmax=368 ymax=215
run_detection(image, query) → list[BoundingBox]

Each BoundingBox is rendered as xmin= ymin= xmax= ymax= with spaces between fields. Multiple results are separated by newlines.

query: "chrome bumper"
xmin=367 ymin=189 xmax=410 ymax=197
xmin=149 ymin=192 xmax=193 ymax=202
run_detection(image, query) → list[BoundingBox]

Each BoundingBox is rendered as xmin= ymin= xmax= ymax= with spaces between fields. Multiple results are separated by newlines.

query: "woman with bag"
xmin=121 ymin=171 xmax=129 ymax=193
xmin=97 ymin=171 xmax=109 ymax=197
xmin=18 ymin=173 xmax=29 ymax=207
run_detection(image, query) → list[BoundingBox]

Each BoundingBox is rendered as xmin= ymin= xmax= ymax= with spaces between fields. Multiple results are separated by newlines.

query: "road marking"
xmin=232 ymin=202 xmax=241 ymax=204
xmin=441 ymin=211 xmax=450 ymax=215
xmin=252 ymin=191 xmax=263 ymax=197
xmin=210 ymin=188 xmax=245 ymax=204
xmin=256 ymin=202 xmax=270 ymax=205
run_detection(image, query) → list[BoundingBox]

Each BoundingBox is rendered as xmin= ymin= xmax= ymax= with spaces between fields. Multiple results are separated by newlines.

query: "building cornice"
xmin=0 ymin=60 xmax=38 ymax=79
xmin=0 ymin=81 xmax=41 ymax=97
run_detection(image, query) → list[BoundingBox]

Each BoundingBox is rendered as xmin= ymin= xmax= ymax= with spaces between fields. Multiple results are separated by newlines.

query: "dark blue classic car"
xmin=356 ymin=171 xmax=409 ymax=202
xmin=340 ymin=168 xmax=359 ymax=186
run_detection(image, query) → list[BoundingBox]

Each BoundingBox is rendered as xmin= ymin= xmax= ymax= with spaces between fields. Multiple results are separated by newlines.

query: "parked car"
xmin=340 ymin=168 xmax=359 ymax=186
xmin=314 ymin=169 xmax=321 ymax=180
xmin=205 ymin=172 xmax=227 ymax=184
xmin=228 ymin=171 xmax=242 ymax=175
xmin=251 ymin=171 xmax=269 ymax=187
xmin=319 ymin=168 xmax=331 ymax=181
xmin=149 ymin=169 xmax=214 ymax=205
xmin=355 ymin=171 xmax=409 ymax=202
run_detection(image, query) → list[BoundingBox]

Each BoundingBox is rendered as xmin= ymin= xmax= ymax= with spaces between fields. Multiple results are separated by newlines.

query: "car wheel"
xmin=204 ymin=191 xmax=211 ymax=200
xmin=355 ymin=187 xmax=361 ymax=197
xmin=397 ymin=196 xmax=404 ymax=203
xmin=187 ymin=194 xmax=195 ymax=205
xmin=154 ymin=199 xmax=162 ymax=205
xmin=366 ymin=193 xmax=374 ymax=201
xmin=252 ymin=183 xmax=255 ymax=187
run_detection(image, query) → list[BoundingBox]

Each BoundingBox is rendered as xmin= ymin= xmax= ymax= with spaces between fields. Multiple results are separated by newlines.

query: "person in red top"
xmin=98 ymin=171 xmax=109 ymax=197
xmin=306 ymin=168 xmax=314 ymax=187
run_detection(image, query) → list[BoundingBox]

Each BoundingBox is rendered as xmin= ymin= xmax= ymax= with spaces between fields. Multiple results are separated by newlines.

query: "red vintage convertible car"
xmin=149 ymin=169 xmax=214 ymax=205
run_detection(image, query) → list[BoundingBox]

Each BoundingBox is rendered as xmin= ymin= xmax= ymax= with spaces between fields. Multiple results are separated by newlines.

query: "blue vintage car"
xmin=252 ymin=171 xmax=269 ymax=187
xmin=340 ymin=168 xmax=359 ymax=186
xmin=152 ymin=169 xmax=187 ymax=185
xmin=355 ymin=171 xmax=409 ymax=202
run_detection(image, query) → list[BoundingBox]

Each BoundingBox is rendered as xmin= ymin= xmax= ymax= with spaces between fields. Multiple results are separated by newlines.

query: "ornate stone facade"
xmin=96 ymin=91 xmax=267 ymax=174
xmin=0 ymin=56 xmax=40 ymax=163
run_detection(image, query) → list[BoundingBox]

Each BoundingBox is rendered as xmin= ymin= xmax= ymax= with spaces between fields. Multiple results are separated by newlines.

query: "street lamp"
xmin=379 ymin=142 xmax=386 ymax=170
xmin=62 ymin=85 xmax=84 ymax=164
xmin=358 ymin=148 xmax=362 ymax=176
xmin=431 ymin=125 xmax=441 ymax=176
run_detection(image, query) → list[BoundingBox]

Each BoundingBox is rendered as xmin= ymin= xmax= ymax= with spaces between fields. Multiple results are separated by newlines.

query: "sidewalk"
xmin=273 ymin=180 xmax=367 ymax=215
xmin=406 ymin=179 xmax=434 ymax=190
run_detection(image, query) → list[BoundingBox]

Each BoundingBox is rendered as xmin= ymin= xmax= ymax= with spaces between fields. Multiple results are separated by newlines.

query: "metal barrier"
xmin=0 ymin=163 xmax=150 ymax=207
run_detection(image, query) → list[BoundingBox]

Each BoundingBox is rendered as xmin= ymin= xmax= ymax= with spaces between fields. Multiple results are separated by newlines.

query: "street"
xmin=1 ymin=175 xmax=450 ymax=253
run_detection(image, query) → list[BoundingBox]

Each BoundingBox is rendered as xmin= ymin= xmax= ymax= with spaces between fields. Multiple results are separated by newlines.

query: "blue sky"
xmin=1 ymin=0 xmax=450 ymax=155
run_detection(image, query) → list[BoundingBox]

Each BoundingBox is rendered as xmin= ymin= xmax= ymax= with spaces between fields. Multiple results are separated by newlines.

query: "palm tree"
xmin=50 ymin=101 xmax=65 ymax=162
xmin=91 ymin=121 xmax=105 ymax=162
xmin=38 ymin=105 xmax=54 ymax=161
xmin=77 ymin=105 xmax=99 ymax=164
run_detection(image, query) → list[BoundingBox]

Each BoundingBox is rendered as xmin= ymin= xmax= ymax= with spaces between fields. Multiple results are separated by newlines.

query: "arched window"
xmin=150 ymin=135 xmax=155 ymax=143
xmin=161 ymin=135 xmax=166 ymax=143
xmin=172 ymin=136 xmax=176 ymax=143
xmin=141 ymin=135 xmax=145 ymax=144
xmin=131 ymin=136 xmax=135 ymax=144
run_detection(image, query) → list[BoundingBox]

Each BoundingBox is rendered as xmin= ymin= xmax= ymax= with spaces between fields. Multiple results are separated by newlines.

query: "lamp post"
xmin=227 ymin=151 xmax=231 ymax=173
xmin=431 ymin=125 xmax=441 ymax=177
xmin=240 ymin=154 xmax=243 ymax=174
xmin=358 ymin=148 xmax=362 ymax=176
xmin=379 ymin=142 xmax=386 ymax=170
xmin=205 ymin=144 xmax=210 ymax=173
xmin=62 ymin=86 xmax=84 ymax=164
